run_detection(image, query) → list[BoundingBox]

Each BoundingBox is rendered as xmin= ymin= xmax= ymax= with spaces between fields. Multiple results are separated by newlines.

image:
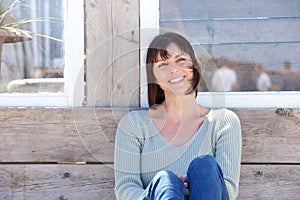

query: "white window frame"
xmin=140 ymin=0 xmax=300 ymax=109
xmin=0 ymin=0 xmax=84 ymax=108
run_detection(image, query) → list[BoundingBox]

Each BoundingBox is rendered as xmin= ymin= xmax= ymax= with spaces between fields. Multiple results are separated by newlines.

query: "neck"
xmin=162 ymin=92 xmax=199 ymax=119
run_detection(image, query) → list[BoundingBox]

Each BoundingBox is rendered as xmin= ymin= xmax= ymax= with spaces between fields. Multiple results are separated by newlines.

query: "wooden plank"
xmin=111 ymin=0 xmax=140 ymax=107
xmin=0 ymin=108 xmax=128 ymax=163
xmin=0 ymin=164 xmax=115 ymax=200
xmin=238 ymin=165 xmax=300 ymax=199
xmin=71 ymin=108 xmax=128 ymax=163
xmin=235 ymin=109 xmax=300 ymax=163
xmin=0 ymin=108 xmax=300 ymax=163
xmin=85 ymin=0 xmax=140 ymax=107
xmin=0 ymin=164 xmax=299 ymax=199
xmin=0 ymin=108 xmax=95 ymax=162
xmin=86 ymin=0 xmax=113 ymax=107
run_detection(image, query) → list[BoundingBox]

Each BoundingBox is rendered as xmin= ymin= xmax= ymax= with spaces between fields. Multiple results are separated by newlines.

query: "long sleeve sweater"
xmin=114 ymin=108 xmax=242 ymax=200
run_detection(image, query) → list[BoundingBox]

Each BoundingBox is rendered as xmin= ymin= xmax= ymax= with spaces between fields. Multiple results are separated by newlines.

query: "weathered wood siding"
xmin=0 ymin=164 xmax=115 ymax=200
xmin=85 ymin=0 xmax=140 ymax=107
xmin=0 ymin=108 xmax=300 ymax=199
xmin=1 ymin=108 xmax=299 ymax=164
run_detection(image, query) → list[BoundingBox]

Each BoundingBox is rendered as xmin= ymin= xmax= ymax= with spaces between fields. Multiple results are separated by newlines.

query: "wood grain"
xmin=0 ymin=164 xmax=299 ymax=200
xmin=0 ymin=108 xmax=300 ymax=163
xmin=85 ymin=0 xmax=140 ymax=107
xmin=0 ymin=164 xmax=115 ymax=200
xmin=238 ymin=165 xmax=300 ymax=199
xmin=0 ymin=108 xmax=128 ymax=163
xmin=234 ymin=109 xmax=300 ymax=163
xmin=0 ymin=108 xmax=299 ymax=199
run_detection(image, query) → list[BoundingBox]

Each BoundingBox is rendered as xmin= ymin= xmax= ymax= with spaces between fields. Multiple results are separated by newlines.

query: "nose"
xmin=168 ymin=60 xmax=180 ymax=73
xmin=169 ymin=66 xmax=179 ymax=74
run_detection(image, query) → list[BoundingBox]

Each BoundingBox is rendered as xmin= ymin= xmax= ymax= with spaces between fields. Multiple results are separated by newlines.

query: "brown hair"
xmin=146 ymin=32 xmax=201 ymax=107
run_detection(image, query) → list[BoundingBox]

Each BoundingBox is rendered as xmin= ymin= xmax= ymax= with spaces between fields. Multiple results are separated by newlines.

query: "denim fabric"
xmin=186 ymin=155 xmax=229 ymax=200
xmin=140 ymin=155 xmax=229 ymax=200
xmin=140 ymin=170 xmax=186 ymax=200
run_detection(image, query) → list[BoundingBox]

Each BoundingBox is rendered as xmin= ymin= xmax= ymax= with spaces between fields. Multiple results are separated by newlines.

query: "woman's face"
xmin=153 ymin=42 xmax=194 ymax=95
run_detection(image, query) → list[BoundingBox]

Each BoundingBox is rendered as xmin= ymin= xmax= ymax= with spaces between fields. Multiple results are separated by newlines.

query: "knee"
xmin=198 ymin=154 xmax=215 ymax=162
xmin=188 ymin=155 xmax=220 ymax=177
xmin=190 ymin=155 xmax=216 ymax=167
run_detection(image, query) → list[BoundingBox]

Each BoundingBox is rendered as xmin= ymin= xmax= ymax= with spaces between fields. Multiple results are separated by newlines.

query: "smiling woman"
xmin=146 ymin=32 xmax=201 ymax=107
xmin=152 ymin=43 xmax=194 ymax=97
xmin=114 ymin=32 xmax=242 ymax=200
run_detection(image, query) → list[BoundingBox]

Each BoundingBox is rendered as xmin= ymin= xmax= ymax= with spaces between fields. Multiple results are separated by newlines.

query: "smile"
xmin=169 ymin=76 xmax=184 ymax=83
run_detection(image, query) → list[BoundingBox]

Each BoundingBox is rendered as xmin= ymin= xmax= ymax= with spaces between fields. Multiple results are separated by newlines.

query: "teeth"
xmin=169 ymin=77 xmax=184 ymax=83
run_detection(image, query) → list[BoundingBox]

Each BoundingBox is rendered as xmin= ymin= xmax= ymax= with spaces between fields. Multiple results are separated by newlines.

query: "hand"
xmin=177 ymin=175 xmax=190 ymax=197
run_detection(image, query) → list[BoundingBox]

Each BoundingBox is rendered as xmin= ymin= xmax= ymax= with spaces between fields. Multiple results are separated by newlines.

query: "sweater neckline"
xmin=141 ymin=109 xmax=211 ymax=148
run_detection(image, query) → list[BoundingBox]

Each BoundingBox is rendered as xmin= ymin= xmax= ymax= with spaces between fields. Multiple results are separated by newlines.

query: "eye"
xmin=175 ymin=57 xmax=193 ymax=68
xmin=176 ymin=57 xmax=186 ymax=62
xmin=157 ymin=62 xmax=168 ymax=68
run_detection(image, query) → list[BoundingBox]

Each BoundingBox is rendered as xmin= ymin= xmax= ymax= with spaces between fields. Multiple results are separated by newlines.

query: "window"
xmin=0 ymin=0 xmax=84 ymax=107
xmin=140 ymin=0 xmax=300 ymax=108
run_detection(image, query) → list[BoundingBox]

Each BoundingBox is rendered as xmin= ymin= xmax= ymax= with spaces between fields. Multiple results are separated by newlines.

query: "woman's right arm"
xmin=114 ymin=112 xmax=145 ymax=200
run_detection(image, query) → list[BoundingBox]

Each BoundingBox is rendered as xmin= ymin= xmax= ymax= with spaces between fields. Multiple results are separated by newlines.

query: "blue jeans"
xmin=140 ymin=155 xmax=229 ymax=200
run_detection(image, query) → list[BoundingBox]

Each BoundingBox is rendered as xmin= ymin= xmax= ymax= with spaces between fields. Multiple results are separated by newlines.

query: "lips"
xmin=169 ymin=76 xmax=185 ymax=83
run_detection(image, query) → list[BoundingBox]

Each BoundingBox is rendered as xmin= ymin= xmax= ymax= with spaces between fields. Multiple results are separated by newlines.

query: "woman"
xmin=114 ymin=32 xmax=242 ymax=200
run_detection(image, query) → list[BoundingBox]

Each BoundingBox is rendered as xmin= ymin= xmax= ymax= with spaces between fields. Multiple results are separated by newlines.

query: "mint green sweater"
xmin=114 ymin=108 xmax=242 ymax=200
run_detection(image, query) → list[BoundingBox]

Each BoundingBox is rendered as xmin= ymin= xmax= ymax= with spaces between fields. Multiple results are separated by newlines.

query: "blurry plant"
xmin=0 ymin=0 xmax=64 ymax=78
xmin=0 ymin=0 xmax=62 ymax=42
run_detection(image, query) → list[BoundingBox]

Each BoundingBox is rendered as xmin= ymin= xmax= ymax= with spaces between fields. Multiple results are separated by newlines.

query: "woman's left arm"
xmin=214 ymin=109 xmax=242 ymax=200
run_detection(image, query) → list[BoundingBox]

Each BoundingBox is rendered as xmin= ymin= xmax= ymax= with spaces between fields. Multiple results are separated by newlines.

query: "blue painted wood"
xmin=160 ymin=19 xmax=300 ymax=43
xmin=159 ymin=0 xmax=300 ymax=69
xmin=160 ymin=0 xmax=300 ymax=20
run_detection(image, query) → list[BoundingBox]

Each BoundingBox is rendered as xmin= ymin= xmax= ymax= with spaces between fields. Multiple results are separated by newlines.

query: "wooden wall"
xmin=0 ymin=108 xmax=300 ymax=199
xmin=85 ymin=0 xmax=140 ymax=107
